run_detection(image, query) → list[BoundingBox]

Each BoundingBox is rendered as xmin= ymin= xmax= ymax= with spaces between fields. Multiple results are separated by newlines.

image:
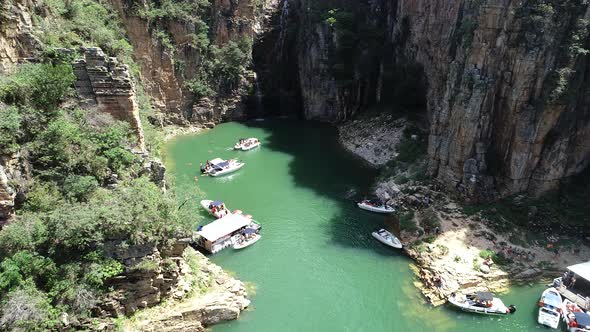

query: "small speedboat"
xmin=200 ymin=200 xmax=230 ymax=219
xmin=201 ymin=158 xmax=245 ymax=177
xmin=234 ymin=138 xmax=260 ymax=151
xmin=372 ymin=229 xmax=402 ymax=249
xmin=538 ymin=287 xmax=563 ymax=329
xmin=357 ymin=199 xmax=395 ymax=214
xmin=233 ymin=230 xmax=261 ymax=250
xmin=448 ymin=292 xmax=516 ymax=315
xmin=563 ymin=299 xmax=590 ymax=331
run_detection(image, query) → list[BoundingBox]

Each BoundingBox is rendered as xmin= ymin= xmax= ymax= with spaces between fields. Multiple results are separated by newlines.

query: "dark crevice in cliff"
xmin=249 ymin=0 xmax=303 ymax=119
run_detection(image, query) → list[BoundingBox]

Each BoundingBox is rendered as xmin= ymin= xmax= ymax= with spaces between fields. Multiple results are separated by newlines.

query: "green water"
xmin=166 ymin=120 xmax=548 ymax=332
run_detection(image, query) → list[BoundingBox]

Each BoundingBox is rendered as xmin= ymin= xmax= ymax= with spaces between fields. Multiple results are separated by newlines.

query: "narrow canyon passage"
xmin=166 ymin=121 xmax=545 ymax=332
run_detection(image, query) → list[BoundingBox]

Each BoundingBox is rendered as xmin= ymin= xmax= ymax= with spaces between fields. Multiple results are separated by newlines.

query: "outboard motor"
xmin=507 ymin=304 xmax=517 ymax=314
xmin=200 ymin=164 xmax=207 ymax=173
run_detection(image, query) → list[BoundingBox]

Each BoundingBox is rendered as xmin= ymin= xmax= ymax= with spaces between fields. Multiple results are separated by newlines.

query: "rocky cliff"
xmin=279 ymin=0 xmax=590 ymax=200
xmin=74 ymin=47 xmax=146 ymax=150
xmin=0 ymin=0 xmax=40 ymax=71
xmin=109 ymin=0 xmax=263 ymax=125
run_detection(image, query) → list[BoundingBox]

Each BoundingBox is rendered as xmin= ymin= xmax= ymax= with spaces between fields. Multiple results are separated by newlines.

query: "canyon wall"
xmin=74 ymin=47 xmax=146 ymax=151
xmin=110 ymin=0 xmax=262 ymax=125
xmin=287 ymin=0 xmax=590 ymax=200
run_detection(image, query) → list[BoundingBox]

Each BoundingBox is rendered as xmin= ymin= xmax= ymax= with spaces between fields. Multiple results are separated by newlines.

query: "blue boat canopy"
xmin=242 ymin=228 xmax=257 ymax=234
xmin=214 ymin=161 xmax=230 ymax=169
xmin=574 ymin=312 xmax=590 ymax=328
xmin=210 ymin=201 xmax=224 ymax=207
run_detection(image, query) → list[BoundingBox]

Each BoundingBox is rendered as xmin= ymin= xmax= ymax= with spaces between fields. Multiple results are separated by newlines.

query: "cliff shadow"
xmin=242 ymin=118 xmax=408 ymax=257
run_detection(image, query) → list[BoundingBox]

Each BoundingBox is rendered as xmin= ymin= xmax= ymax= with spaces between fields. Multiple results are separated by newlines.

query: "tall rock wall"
xmin=74 ymin=47 xmax=146 ymax=151
xmin=286 ymin=0 xmax=590 ymax=200
xmin=109 ymin=0 xmax=261 ymax=125
xmin=0 ymin=0 xmax=40 ymax=72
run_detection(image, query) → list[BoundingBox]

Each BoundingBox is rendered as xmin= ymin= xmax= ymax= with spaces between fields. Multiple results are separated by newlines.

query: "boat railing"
xmin=557 ymin=284 xmax=590 ymax=310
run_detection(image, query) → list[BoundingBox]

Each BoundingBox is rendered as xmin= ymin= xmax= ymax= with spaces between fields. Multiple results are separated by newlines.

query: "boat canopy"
xmin=242 ymin=228 xmax=257 ymax=234
xmin=475 ymin=292 xmax=493 ymax=301
xmin=210 ymin=200 xmax=224 ymax=207
xmin=574 ymin=312 xmax=590 ymax=328
xmin=567 ymin=261 xmax=590 ymax=282
xmin=542 ymin=290 xmax=562 ymax=309
xmin=197 ymin=214 xmax=252 ymax=242
xmin=214 ymin=161 xmax=230 ymax=169
xmin=209 ymin=158 xmax=225 ymax=165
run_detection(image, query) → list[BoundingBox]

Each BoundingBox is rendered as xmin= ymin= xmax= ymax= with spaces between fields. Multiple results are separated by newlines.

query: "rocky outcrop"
xmin=0 ymin=152 xmax=31 ymax=225
xmin=0 ymin=0 xmax=40 ymax=72
xmin=128 ymin=248 xmax=250 ymax=332
xmin=109 ymin=0 xmax=261 ymax=125
xmin=73 ymin=47 xmax=146 ymax=151
xmin=283 ymin=0 xmax=590 ymax=200
xmin=338 ymin=114 xmax=407 ymax=167
xmin=97 ymin=241 xmax=192 ymax=317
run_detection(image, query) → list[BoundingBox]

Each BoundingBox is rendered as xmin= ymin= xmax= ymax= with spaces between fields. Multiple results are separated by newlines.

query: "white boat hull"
xmin=210 ymin=162 xmax=245 ymax=177
xmin=448 ymin=295 xmax=511 ymax=315
xmin=199 ymin=200 xmax=229 ymax=218
xmin=538 ymin=288 xmax=562 ymax=329
xmin=357 ymin=202 xmax=395 ymax=214
xmin=372 ymin=230 xmax=402 ymax=249
xmin=233 ymin=234 xmax=261 ymax=249
xmin=241 ymin=141 xmax=260 ymax=151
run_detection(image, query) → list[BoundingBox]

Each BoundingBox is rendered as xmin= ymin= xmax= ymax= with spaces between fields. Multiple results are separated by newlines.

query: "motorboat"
xmin=200 ymin=200 xmax=230 ymax=219
xmin=567 ymin=312 xmax=590 ymax=332
xmin=234 ymin=138 xmax=260 ymax=151
xmin=538 ymin=287 xmax=563 ymax=329
xmin=201 ymin=158 xmax=245 ymax=177
xmin=448 ymin=292 xmax=516 ymax=315
xmin=232 ymin=228 xmax=261 ymax=250
xmin=372 ymin=229 xmax=402 ymax=249
xmin=357 ymin=199 xmax=395 ymax=214
xmin=563 ymin=299 xmax=590 ymax=331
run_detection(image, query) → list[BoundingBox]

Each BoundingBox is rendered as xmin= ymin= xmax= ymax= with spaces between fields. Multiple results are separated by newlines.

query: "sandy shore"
xmin=336 ymin=114 xmax=590 ymax=306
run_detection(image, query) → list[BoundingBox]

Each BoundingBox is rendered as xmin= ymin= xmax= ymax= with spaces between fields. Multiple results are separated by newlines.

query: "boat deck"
xmin=557 ymin=284 xmax=590 ymax=310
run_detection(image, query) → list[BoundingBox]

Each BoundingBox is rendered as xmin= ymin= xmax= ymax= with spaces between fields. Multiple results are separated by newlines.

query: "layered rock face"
xmin=109 ymin=0 xmax=261 ymax=125
xmin=0 ymin=0 xmax=40 ymax=71
xmin=286 ymin=0 xmax=590 ymax=199
xmin=74 ymin=47 xmax=146 ymax=151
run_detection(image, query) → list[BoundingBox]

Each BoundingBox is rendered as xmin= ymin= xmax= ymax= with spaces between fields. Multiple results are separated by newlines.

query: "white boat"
xmin=448 ymin=292 xmax=516 ymax=315
xmin=200 ymin=200 xmax=230 ymax=219
xmin=372 ymin=229 xmax=402 ymax=249
xmin=234 ymin=138 xmax=260 ymax=151
xmin=538 ymin=287 xmax=563 ymax=329
xmin=233 ymin=233 xmax=261 ymax=250
xmin=357 ymin=199 xmax=395 ymax=213
xmin=201 ymin=158 xmax=245 ymax=177
xmin=563 ymin=299 xmax=590 ymax=331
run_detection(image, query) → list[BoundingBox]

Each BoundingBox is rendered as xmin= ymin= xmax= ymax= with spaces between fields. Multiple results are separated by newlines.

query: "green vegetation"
xmin=377 ymin=126 xmax=429 ymax=183
xmin=463 ymin=168 xmax=590 ymax=238
xmin=136 ymin=0 xmax=252 ymax=100
xmin=0 ymin=63 xmax=190 ymax=330
xmin=33 ymin=0 xmax=134 ymax=63
xmin=398 ymin=211 xmax=418 ymax=232
xmin=479 ymin=249 xmax=512 ymax=266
